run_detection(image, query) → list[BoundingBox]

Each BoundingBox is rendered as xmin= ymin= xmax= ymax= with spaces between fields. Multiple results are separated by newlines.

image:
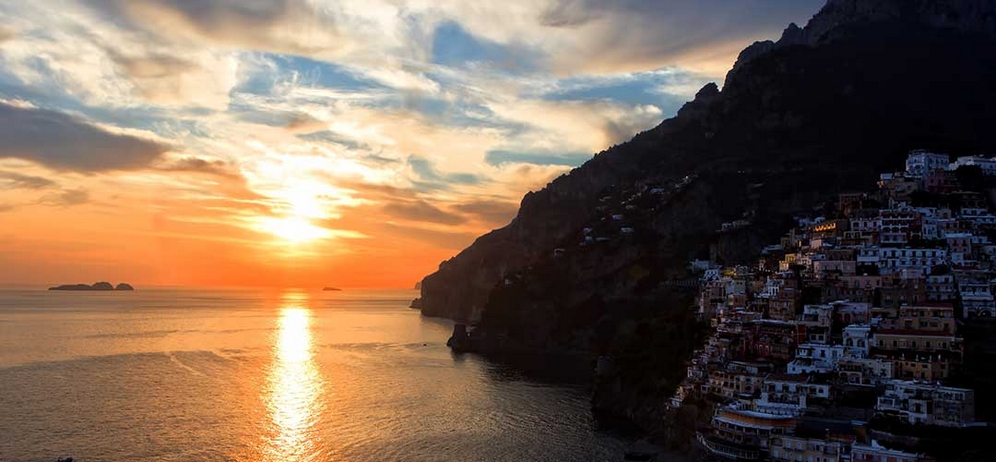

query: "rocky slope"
xmin=420 ymin=0 xmax=996 ymax=322
xmin=417 ymin=0 xmax=996 ymax=440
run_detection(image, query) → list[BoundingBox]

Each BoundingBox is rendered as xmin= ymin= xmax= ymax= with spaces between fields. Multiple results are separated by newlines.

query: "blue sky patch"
xmin=431 ymin=21 xmax=541 ymax=72
xmin=485 ymin=150 xmax=592 ymax=167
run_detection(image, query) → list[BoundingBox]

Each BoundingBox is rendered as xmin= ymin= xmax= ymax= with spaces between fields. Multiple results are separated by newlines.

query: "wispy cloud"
xmin=41 ymin=188 xmax=90 ymax=207
xmin=0 ymin=170 xmax=56 ymax=189
xmin=383 ymin=200 xmax=467 ymax=225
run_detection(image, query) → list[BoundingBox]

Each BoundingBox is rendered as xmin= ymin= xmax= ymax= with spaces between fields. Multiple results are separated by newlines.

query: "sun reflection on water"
xmin=264 ymin=292 xmax=326 ymax=462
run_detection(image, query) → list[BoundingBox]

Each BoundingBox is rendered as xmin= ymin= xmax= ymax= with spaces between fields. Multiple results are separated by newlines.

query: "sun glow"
xmin=257 ymin=216 xmax=332 ymax=243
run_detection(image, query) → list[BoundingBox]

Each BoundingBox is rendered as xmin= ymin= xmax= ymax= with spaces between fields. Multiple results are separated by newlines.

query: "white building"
xmin=876 ymin=380 xmax=975 ymax=427
xmin=959 ymin=283 xmax=995 ymax=318
xmin=857 ymin=246 xmax=881 ymax=266
xmin=926 ymin=274 xmax=956 ymax=302
xmin=787 ymin=343 xmax=845 ymax=374
xmin=878 ymin=248 xmax=947 ymax=274
xmin=799 ymin=304 xmax=833 ymax=327
xmin=771 ymin=435 xmax=852 ymax=462
xmin=949 ymin=155 xmax=996 ymax=175
xmin=852 ymin=441 xmax=930 ymax=462
xmin=851 ymin=216 xmax=881 ymax=234
xmin=755 ymin=374 xmax=831 ymax=416
xmin=838 ymin=357 xmax=895 ymax=386
xmin=905 ymin=150 xmax=950 ymax=178
xmin=843 ymin=324 xmax=872 ymax=358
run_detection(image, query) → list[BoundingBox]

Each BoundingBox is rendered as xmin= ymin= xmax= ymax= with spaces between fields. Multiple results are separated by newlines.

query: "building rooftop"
xmin=794 ymin=418 xmax=860 ymax=439
xmin=765 ymin=373 xmax=812 ymax=383
xmin=875 ymin=329 xmax=957 ymax=337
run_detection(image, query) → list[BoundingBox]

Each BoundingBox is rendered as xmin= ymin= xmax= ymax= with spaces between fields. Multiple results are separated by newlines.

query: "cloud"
xmin=381 ymin=222 xmax=479 ymax=249
xmin=383 ymin=200 xmax=467 ymax=225
xmin=106 ymin=49 xmax=198 ymax=79
xmin=155 ymin=156 xmax=236 ymax=177
xmin=103 ymin=47 xmax=239 ymax=109
xmin=0 ymin=170 xmax=56 ymax=189
xmin=534 ymin=0 xmax=824 ymax=75
xmin=41 ymin=188 xmax=90 ymax=207
xmin=539 ymin=0 xmax=602 ymax=28
xmin=85 ymin=0 xmax=347 ymax=57
xmin=284 ymin=112 xmax=328 ymax=132
xmin=0 ymin=27 xmax=13 ymax=43
xmin=484 ymin=98 xmax=663 ymax=153
xmin=407 ymin=155 xmax=486 ymax=190
xmin=452 ymin=199 xmax=518 ymax=225
xmin=0 ymin=102 xmax=171 ymax=171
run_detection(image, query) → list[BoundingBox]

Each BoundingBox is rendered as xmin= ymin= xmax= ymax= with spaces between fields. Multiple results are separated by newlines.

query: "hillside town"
xmin=677 ymin=151 xmax=996 ymax=461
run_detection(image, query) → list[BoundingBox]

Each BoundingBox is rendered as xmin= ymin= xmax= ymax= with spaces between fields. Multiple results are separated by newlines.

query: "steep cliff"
xmin=420 ymin=0 xmax=996 ymax=324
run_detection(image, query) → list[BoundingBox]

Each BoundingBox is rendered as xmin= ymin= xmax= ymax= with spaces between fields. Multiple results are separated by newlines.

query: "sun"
xmin=258 ymin=216 xmax=331 ymax=244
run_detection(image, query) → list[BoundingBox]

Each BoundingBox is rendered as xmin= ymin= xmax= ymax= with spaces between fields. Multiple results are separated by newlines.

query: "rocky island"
xmin=49 ymin=282 xmax=134 ymax=291
xmin=322 ymin=287 xmax=342 ymax=291
xmin=416 ymin=0 xmax=996 ymax=461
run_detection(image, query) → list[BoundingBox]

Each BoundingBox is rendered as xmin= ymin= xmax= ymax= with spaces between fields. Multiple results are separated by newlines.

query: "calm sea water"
xmin=0 ymin=288 xmax=630 ymax=462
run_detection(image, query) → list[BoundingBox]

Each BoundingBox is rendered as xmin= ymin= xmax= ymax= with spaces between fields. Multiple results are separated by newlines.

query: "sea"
xmin=0 ymin=287 xmax=633 ymax=462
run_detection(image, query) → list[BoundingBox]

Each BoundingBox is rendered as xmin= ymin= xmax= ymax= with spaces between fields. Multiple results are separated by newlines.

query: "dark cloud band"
xmin=0 ymin=102 xmax=171 ymax=171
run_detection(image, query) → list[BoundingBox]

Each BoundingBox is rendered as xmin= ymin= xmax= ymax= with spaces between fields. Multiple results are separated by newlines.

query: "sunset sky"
xmin=0 ymin=0 xmax=820 ymax=288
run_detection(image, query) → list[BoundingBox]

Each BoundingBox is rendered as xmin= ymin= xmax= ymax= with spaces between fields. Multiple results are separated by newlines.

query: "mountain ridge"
xmin=417 ymin=0 xmax=996 ymax=323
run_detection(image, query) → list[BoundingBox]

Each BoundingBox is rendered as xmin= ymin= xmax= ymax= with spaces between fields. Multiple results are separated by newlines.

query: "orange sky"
xmin=0 ymin=1 xmax=821 ymax=288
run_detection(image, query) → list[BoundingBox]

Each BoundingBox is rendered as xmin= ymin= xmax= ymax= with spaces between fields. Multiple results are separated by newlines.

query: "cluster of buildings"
xmin=576 ymin=174 xmax=698 ymax=248
xmin=680 ymin=151 xmax=995 ymax=461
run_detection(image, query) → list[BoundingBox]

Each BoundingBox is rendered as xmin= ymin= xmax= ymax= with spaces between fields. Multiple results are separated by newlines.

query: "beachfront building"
xmin=770 ymin=435 xmax=851 ymax=462
xmin=698 ymin=406 xmax=797 ymax=460
xmin=852 ymin=442 xmax=933 ymax=462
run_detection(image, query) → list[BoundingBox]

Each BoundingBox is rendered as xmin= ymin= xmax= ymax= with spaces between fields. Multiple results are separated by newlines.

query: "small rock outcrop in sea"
xmin=48 ymin=282 xmax=135 ymax=291
xmin=322 ymin=287 xmax=342 ymax=291
xmin=409 ymin=297 xmax=422 ymax=309
xmin=446 ymin=324 xmax=471 ymax=351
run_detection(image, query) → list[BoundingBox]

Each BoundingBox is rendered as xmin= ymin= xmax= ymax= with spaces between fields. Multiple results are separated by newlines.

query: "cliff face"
xmin=420 ymin=0 xmax=996 ymax=324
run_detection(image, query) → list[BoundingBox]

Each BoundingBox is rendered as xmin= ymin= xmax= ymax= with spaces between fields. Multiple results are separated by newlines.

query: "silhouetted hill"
xmin=419 ymin=0 xmax=996 ymax=323
xmin=418 ymin=1 xmax=996 ymax=444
